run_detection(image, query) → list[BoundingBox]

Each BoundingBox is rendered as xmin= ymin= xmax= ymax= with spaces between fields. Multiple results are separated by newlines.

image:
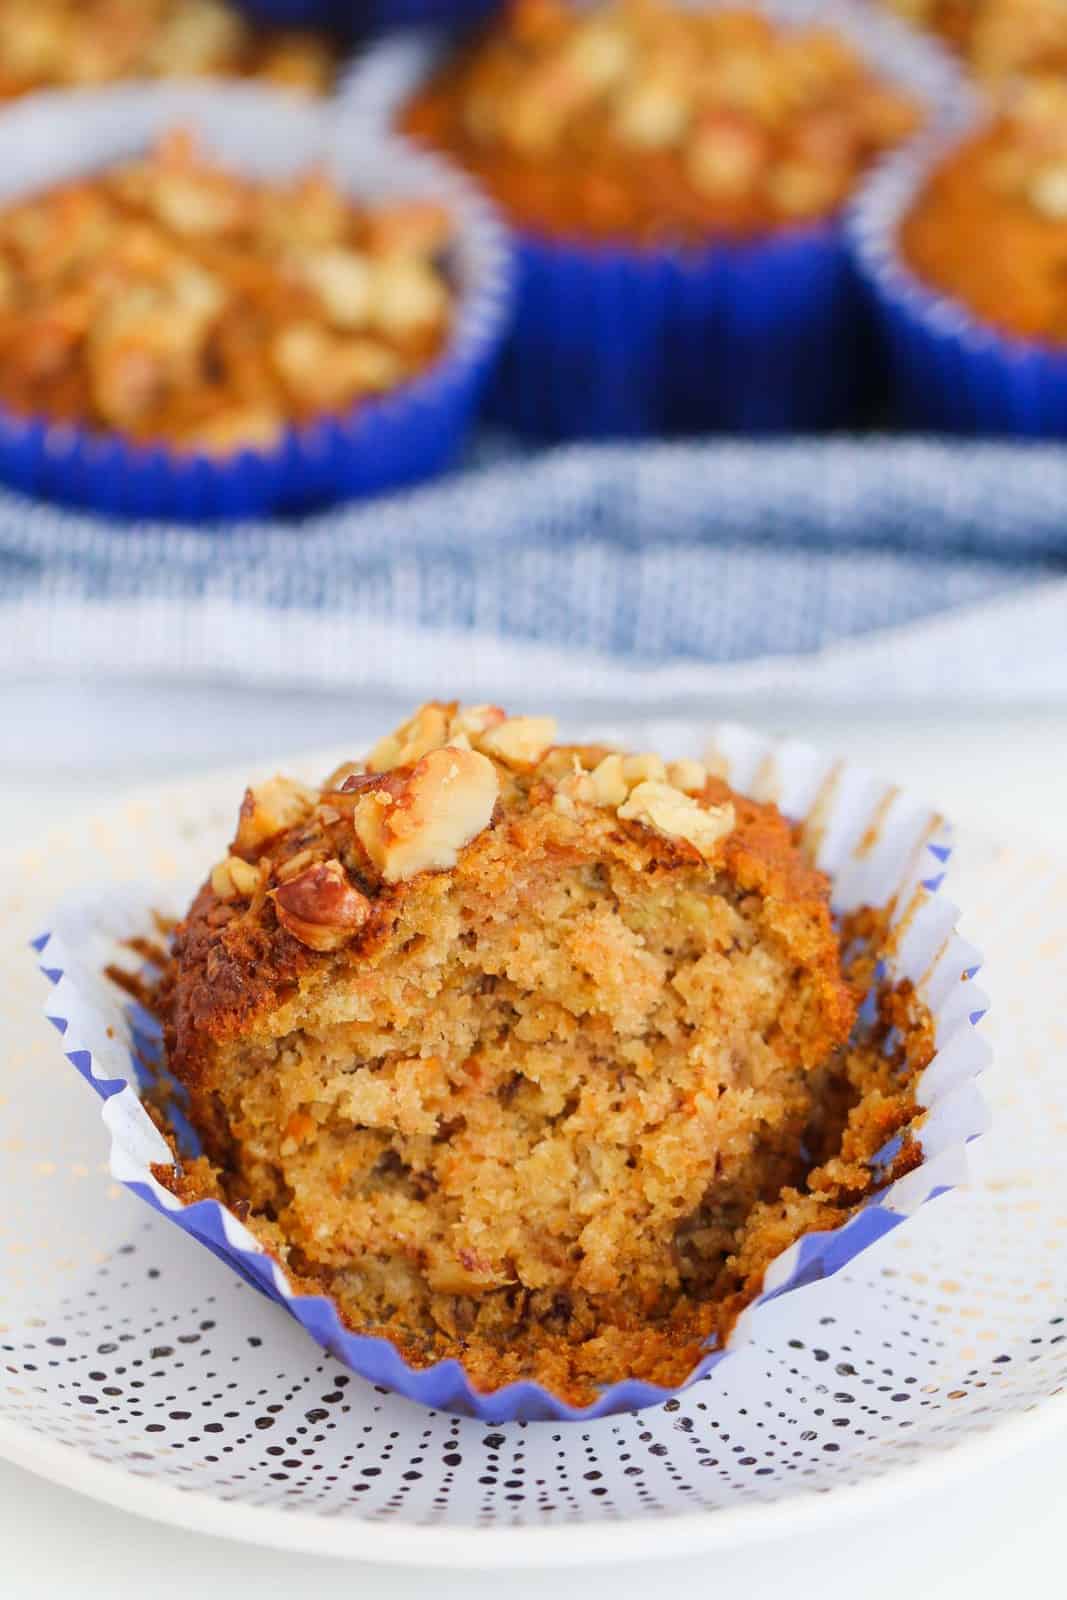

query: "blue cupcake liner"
xmin=35 ymin=725 xmax=990 ymax=1423
xmin=847 ymin=120 xmax=1067 ymax=437
xmin=0 ymin=83 xmax=512 ymax=521
xmin=236 ymin=0 xmax=500 ymax=28
xmin=484 ymin=225 xmax=868 ymax=439
xmin=342 ymin=2 xmax=970 ymax=439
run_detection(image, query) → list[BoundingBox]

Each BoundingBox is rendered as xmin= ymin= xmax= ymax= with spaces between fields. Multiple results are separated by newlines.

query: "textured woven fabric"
xmin=3 ymin=436 xmax=1066 ymax=701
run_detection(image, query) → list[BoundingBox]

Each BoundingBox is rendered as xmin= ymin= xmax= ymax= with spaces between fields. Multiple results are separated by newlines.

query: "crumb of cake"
xmin=0 ymin=0 xmax=338 ymax=100
xmin=153 ymin=701 xmax=936 ymax=1405
xmin=0 ymin=131 xmax=456 ymax=454
xmin=399 ymin=0 xmax=922 ymax=246
xmin=900 ymin=78 xmax=1067 ymax=344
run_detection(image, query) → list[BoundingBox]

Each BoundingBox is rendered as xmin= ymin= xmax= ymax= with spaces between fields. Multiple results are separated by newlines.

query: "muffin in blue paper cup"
xmin=36 ymin=708 xmax=989 ymax=1422
xmin=848 ymin=78 xmax=1067 ymax=437
xmin=0 ymin=83 xmax=510 ymax=521
xmin=344 ymin=0 xmax=968 ymax=440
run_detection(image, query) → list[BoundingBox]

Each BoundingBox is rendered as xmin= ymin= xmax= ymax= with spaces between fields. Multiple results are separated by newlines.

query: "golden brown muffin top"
xmin=0 ymin=131 xmax=455 ymax=456
xmin=881 ymin=0 xmax=1067 ymax=83
xmin=167 ymin=701 xmax=853 ymax=1058
xmin=900 ymin=77 xmax=1067 ymax=343
xmin=400 ymin=0 xmax=921 ymax=245
xmin=0 ymin=0 xmax=337 ymax=99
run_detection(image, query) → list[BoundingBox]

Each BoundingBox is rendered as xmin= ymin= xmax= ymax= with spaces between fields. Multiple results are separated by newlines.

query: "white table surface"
xmin=2 ymin=678 xmax=1065 ymax=1600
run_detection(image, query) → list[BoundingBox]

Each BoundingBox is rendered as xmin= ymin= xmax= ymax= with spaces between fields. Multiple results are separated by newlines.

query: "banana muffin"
xmin=158 ymin=704 xmax=934 ymax=1402
xmin=881 ymin=0 xmax=1067 ymax=83
xmin=399 ymin=0 xmax=923 ymax=244
xmin=0 ymin=130 xmax=456 ymax=458
xmin=900 ymin=78 xmax=1067 ymax=343
xmin=0 ymin=0 xmax=337 ymax=99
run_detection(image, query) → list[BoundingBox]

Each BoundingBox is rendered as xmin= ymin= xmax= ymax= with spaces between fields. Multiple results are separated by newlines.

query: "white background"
xmin=2 ymin=677 xmax=1065 ymax=1599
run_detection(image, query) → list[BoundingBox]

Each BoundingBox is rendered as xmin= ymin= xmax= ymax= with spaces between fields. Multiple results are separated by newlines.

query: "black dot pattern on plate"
xmin=3 ymin=1190 xmax=1067 ymax=1529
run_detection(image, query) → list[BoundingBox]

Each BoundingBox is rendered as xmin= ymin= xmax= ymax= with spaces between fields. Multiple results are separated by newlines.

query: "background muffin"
xmin=0 ymin=84 xmax=511 ymax=519
xmin=851 ymin=77 xmax=1067 ymax=434
xmin=0 ymin=0 xmax=339 ymax=98
xmin=401 ymin=0 xmax=923 ymax=246
xmin=355 ymin=0 xmax=961 ymax=438
xmin=0 ymin=129 xmax=456 ymax=459
xmin=880 ymin=0 xmax=1067 ymax=85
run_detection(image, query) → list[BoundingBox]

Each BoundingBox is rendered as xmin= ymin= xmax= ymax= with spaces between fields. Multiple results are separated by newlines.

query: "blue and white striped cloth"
xmin=3 ymin=436 xmax=1066 ymax=703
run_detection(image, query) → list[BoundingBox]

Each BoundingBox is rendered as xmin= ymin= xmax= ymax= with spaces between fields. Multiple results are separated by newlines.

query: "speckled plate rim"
xmin=1 ymin=1359 xmax=1067 ymax=1568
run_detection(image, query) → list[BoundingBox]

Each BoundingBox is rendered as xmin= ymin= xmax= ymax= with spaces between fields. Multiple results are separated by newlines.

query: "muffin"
xmin=0 ymin=0 xmax=338 ymax=99
xmin=852 ymin=77 xmax=1067 ymax=433
xmin=900 ymin=79 xmax=1067 ymax=343
xmin=401 ymin=0 xmax=923 ymax=248
xmin=372 ymin=0 xmax=957 ymax=437
xmin=0 ymin=87 xmax=510 ymax=519
xmin=880 ymin=0 xmax=1067 ymax=84
xmin=156 ymin=702 xmax=937 ymax=1405
xmin=0 ymin=130 xmax=454 ymax=459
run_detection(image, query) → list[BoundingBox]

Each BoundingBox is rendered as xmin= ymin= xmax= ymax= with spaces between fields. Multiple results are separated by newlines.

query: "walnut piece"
xmin=617 ymin=781 xmax=734 ymax=858
xmin=367 ymin=702 xmax=453 ymax=772
xmin=353 ymin=746 xmax=499 ymax=883
xmin=449 ymin=703 xmax=506 ymax=740
xmin=588 ymin=752 xmax=628 ymax=806
xmin=272 ymin=859 xmax=371 ymax=952
xmin=667 ymin=758 xmax=708 ymax=794
xmin=477 ymin=714 xmax=557 ymax=767
xmin=234 ymin=776 xmax=317 ymax=853
xmin=210 ymin=854 xmax=260 ymax=901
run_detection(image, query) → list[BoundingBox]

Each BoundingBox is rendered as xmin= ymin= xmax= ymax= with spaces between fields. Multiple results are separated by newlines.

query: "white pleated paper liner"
xmin=34 ymin=724 xmax=990 ymax=1423
xmin=847 ymin=112 xmax=1067 ymax=437
xmin=0 ymin=83 xmax=512 ymax=521
xmin=340 ymin=0 xmax=972 ymax=438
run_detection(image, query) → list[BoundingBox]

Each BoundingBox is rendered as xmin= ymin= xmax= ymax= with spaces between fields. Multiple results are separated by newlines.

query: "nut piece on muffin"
xmin=0 ymin=0 xmax=338 ymax=100
xmin=899 ymin=77 xmax=1067 ymax=343
xmin=400 ymin=0 xmax=922 ymax=244
xmin=0 ymin=130 xmax=456 ymax=456
xmin=157 ymin=704 xmax=936 ymax=1403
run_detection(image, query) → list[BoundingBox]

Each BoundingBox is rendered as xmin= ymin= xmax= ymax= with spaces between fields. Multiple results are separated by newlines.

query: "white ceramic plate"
xmin=1 ymin=734 xmax=1064 ymax=1567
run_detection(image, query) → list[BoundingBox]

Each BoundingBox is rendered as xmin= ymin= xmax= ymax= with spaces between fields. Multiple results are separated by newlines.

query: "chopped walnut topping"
xmin=617 ymin=781 xmax=734 ymax=858
xmin=275 ymin=846 xmax=322 ymax=884
xmin=620 ymin=752 xmax=668 ymax=786
xmin=272 ymin=859 xmax=371 ymax=952
xmin=0 ymin=0 xmax=338 ymax=100
xmin=401 ymin=0 xmax=921 ymax=244
xmin=367 ymin=702 xmax=454 ymax=772
xmin=367 ymin=701 xmax=530 ymax=772
xmin=234 ymin=775 xmax=317 ymax=853
xmin=449 ymin=703 xmax=506 ymax=739
xmin=210 ymin=853 xmax=260 ymax=901
xmin=353 ymin=746 xmax=499 ymax=883
xmin=477 ymin=714 xmax=558 ymax=767
xmin=667 ymin=758 xmax=708 ymax=794
xmin=588 ymin=752 xmax=628 ymax=807
xmin=0 ymin=132 xmax=453 ymax=454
